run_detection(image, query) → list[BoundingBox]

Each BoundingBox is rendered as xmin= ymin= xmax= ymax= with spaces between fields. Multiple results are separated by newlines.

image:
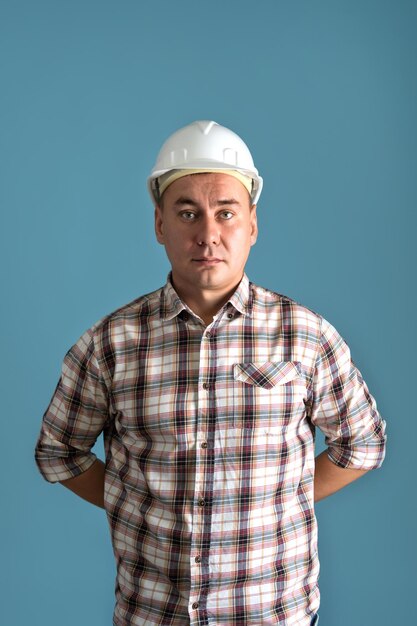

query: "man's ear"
xmin=250 ymin=204 xmax=258 ymax=246
xmin=154 ymin=206 xmax=164 ymax=245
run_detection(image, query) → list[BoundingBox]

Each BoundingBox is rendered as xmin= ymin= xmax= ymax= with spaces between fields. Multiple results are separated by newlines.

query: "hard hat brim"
xmin=148 ymin=162 xmax=263 ymax=206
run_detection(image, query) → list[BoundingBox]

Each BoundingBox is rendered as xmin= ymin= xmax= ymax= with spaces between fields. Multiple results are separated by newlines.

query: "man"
xmin=35 ymin=120 xmax=386 ymax=625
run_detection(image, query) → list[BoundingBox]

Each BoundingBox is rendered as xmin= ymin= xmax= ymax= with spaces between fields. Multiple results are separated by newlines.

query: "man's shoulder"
xmin=250 ymin=281 xmax=323 ymax=324
xmin=87 ymin=286 xmax=164 ymax=336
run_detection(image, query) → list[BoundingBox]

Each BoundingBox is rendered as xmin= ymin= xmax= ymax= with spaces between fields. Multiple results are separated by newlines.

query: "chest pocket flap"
xmin=233 ymin=361 xmax=301 ymax=389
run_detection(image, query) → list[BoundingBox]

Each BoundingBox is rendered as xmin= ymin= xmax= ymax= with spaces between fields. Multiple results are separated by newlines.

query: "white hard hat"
xmin=147 ymin=120 xmax=263 ymax=205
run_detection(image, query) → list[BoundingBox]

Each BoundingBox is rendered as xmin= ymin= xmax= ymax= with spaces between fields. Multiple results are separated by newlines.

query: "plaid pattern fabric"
xmin=35 ymin=275 xmax=386 ymax=625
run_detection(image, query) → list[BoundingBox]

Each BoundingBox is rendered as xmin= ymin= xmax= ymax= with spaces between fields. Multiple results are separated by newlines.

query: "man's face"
xmin=155 ymin=172 xmax=258 ymax=303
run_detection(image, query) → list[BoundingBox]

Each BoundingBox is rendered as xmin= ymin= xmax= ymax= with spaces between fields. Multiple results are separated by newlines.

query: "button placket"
xmin=189 ymin=327 xmax=213 ymax=606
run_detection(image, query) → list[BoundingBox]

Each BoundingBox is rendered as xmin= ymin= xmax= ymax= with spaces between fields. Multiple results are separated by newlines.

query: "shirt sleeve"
xmin=309 ymin=316 xmax=386 ymax=470
xmin=35 ymin=326 xmax=110 ymax=483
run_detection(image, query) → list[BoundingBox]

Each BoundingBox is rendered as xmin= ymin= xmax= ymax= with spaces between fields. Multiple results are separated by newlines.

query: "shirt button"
xmin=192 ymin=602 xmax=199 ymax=610
xmin=205 ymin=332 xmax=212 ymax=339
xmin=195 ymin=555 xmax=202 ymax=563
xmin=203 ymin=382 xmax=210 ymax=390
xmin=201 ymin=441 xmax=208 ymax=449
xmin=227 ymin=313 xmax=234 ymax=319
xmin=198 ymin=497 xmax=206 ymax=506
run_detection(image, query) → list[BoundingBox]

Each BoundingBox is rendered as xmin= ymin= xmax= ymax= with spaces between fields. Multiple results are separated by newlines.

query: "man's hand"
xmin=60 ymin=459 xmax=105 ymax=509
xmin=314 ymin=451 xmax=368 ymax=503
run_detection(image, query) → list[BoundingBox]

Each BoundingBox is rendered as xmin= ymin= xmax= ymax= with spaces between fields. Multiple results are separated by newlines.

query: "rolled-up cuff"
xmin=327 ymin=439 xmax=386 ymax=471
xmin=35 ymin=447 xmax=98 ymax=483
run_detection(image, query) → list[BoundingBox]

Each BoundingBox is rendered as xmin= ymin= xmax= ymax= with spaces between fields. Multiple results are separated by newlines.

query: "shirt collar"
xmin=159 ymin=275 xmax=188 ymax=321
xmin=227 ymin=273 xmax=253 ymax=317
xmin=159 ymin=273 xmax=253 ymax=321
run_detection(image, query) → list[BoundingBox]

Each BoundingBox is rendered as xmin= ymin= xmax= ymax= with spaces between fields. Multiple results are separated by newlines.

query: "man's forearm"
xmin=60 ymin=459 xmax=105 ymax=509
xmin=314 ymin=450 xmax=368 ymax=502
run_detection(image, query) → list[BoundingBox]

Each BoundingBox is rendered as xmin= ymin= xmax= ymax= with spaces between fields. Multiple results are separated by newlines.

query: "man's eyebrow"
xmin=173 ymin=197 xmax=199 ymax=207
xmin=172 ymin=197 xmax=242 ymax=208
xmin=217 ymin=198 xmax=241 ymax=206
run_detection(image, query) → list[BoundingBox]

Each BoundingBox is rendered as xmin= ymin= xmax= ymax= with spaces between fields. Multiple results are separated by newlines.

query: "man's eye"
xmin=220 ymin=211 xmax=234 ymax=220
xmin=181 ymin=211 xmax=196 ymax=221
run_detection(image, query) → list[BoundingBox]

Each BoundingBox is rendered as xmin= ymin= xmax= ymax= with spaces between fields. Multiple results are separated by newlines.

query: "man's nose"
xmin=196 ymin=215 xmax=220 ymax=246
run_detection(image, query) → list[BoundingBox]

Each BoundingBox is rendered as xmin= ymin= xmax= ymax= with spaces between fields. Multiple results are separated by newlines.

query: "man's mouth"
xmin=192 ymin=257 xmax=223 ymax=264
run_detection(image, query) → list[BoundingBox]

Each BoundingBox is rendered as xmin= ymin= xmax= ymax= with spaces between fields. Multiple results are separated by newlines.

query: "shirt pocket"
xmin=232 ymin=361 xmax=305 ymax=432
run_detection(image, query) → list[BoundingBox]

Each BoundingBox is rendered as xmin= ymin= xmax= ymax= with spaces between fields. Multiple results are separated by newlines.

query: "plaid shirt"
xmin=35 ymin=275 xmax=386 ymax=625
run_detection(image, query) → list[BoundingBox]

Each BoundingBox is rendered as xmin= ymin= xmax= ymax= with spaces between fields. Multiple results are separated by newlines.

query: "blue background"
xmin=1 ymin=1 xmax=415 ymax=624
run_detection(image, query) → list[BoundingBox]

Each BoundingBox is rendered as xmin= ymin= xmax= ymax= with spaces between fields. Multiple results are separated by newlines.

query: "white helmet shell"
xmin=148 ymin=120 xmax=263 ymax=205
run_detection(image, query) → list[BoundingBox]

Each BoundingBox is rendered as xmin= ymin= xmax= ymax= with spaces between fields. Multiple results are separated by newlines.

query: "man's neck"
xmin=171 ymin=277 xmax=241 ymax=326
